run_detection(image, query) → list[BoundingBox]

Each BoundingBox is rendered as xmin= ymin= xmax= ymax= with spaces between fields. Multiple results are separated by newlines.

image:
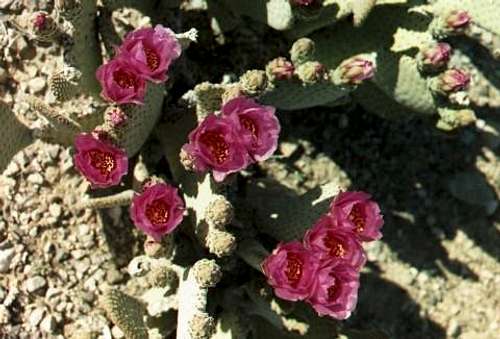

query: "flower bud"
xmin=105 ymin=106 xmax=128 ymax=127
xmin=335 ymin=56 xmax=375 ymax=85
xmin=266 ymin=57 xmax=295 ymax=81
xmin=446 ymin=10 xmax=471 ymax=31
xmin=239 ymin=70 xmax=268 ymax=96
xmin=290 ymin=38 xmax=315 ymax=65
xmin=296 ymin=61 xmax=327 ymax=84
xmin=419 ymin=43 xmax=452 ymax=71
xmin=437 ymin=68 xmax=471 ymax=94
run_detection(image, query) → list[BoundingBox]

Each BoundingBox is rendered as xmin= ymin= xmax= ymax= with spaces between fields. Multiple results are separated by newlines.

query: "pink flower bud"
xmin=73 ymin=133 xmax=128 ymax=188
xmin=337 ymin=57 xmax=375 ymax=85
xmin=438 ymin=68 xmax=471 ymax=93
xmin=329 ymin=191 xmax=384 ymax=242
xmin=222 ymin=96 xmax=280 ymax=162
xmin=266 ymin=57 xmax=295 ymax=81
xmin=118 ymin=25 xmax=181 ymax=83
xmin=105 ymin=106 xmax=128 ymax=127
xmin=304 ymin=216 xmax=366 ymax=270
xmin=130 ymin=183 xmax=185 ymax=241
xmin=421 ymin=43 xmax=452 ymax=69
xmin=32 ymin=12 xmax=48 ymax=31
xmin=306 ymin=261 xmax=360 ymax=319
xmin=181 ymin=114 xmax=251 ymax=182
xmin=446 ymin=10 xmax=471 ymax=30
xmin=96 ymin=58 xmax=147 ymax=105
xmin=261 ymin=241 xmax=321 ymax=301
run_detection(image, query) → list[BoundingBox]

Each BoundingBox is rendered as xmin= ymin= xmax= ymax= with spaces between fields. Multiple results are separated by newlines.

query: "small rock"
xmin=24 ymin=276 xmax=47 ymax=293
xmin=0 ymin=247 xmax=15 ymax=273
xmin=111 ymin=325 xmax=125 ymax=339
xmin=447 ymin=319 xmax=461 ymax=338
xmin=27 ymin=173 xmax=44 ymax=185
xmin=40 ymin=314 xmax=56 ymax=333
xmin=78 ymin=224 xmax=91 ymax=236
xmin=28 ymin=77 xmax=46 ymax=94
xmin=71 ymin=249 xmax=86 ymax=260
xmin=29 ymin=308 xmax=45 ymax=327
xmin=48 ymin=204 xmax=62 ymax=219
xmin=106 ymin=268 xmax=124 ymax=284
xmin=0 ymin=305 xmax=10 ymax=325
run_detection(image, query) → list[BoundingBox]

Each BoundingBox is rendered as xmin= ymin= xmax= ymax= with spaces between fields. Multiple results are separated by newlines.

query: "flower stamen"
xmin=88 ymin=149 xmax=116 ymax=176
xmin=145 ymin=199 xmax=170 ymax=225
xmin=200 ymin=131 xmax=230 ymax=164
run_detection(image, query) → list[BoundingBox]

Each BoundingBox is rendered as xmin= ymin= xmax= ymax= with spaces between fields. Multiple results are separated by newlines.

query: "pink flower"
xmin=438 ymin=68 xmax=471 ymax=93
xmin=96 ymin=58 xmax=147 ymax=105
xmin=222 ymin=97 xmax=280 ymax=161
xmin=330 ymin=191 xmax=384 ymax=242
xmin=181 ymin=114 xmax=250 ymax=182
xmin=304 ymin=216 xmax=366 ymax=270
xmin=307 ymin=261 xmax=360 ymax=319
xmin=130 ymin=183 xmax=185 ymax=241
xmin=261 ymin=241 xmax=321 ymax=301
xmin=74 ymin=133 xmax=128 ymax=188
xmin=119 ymin=25 xmax=181 ymax=83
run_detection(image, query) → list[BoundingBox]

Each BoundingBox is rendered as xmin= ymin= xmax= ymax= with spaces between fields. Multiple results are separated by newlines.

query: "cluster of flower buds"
xmin=181 ymin=96 xmax=280 ymax=182
xmin=262 ymin=191 xmax=384 ymax=319
xmin=130 ymin=180 xmax=185 ymax=241
xmin=96 ymin=25 xmax=181 ymax=105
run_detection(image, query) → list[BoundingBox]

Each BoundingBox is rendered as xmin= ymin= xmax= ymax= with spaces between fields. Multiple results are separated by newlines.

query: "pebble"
xmin=28 ymin=308 xmax=45 ymax=327
xmin=27 ymin=173 xmax=44 ymax=185
xmin=447 ymin=319 xmax=461 ymax=338
xmin=106 ymin=268 xmax=124 ymax=285
xmin=40 ymin=314 xmax=56 ymax=333
xmin=28 ymin=77 xmax=46 ymax=94
xmin=49 ymin=204 xmax=62 ymax=219
xmin=0 ymin=247 xmax=15 ymax=273
xmin=111 ymin=325 xmax=125 ymax=339
xmin=24 ymin=276 xmax=47 ymax=293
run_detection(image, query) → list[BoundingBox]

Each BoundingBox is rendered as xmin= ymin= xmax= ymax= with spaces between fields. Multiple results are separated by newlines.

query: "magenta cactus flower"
xmin=329 ymin=191 xmax=384 ymax=242
xmin=73 ymin=133 xmax=128 ymax=188
xmin=181 ymin=114 xmax=250 ymax=182
xmin=130 ymin=183 xmax=185 ymax=241
xmin=261 ymin=241 xmax=321 ymax=301
xmin=118 ymin=25 xmax=182 ymax=83
xmin=222 ymin=96 xmax=280 ymax=162
xmin=96 ymin=58 xmax=147 ymax=105
xmin=338 ymin=56 xmax=375 ymax=85
xmin=438 ymin=68 xmax=471 ymax=93
xmin=307 ymin=261 xmax=360 ymax=319
xmin=446 ymin=10 xmax=471 ymax=30
xmin=421 ymin=43 xmax=452 ymax=69
xmin=304 ymin=216 xmax=366 ymax=270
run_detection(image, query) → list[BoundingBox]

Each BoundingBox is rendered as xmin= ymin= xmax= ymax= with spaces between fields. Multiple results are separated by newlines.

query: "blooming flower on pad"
xmin=130 ymin=183 xmax=185 ymax=241
xmin=330 ymin=191 xmax=384 ymax=242
xmin=304 ymin=216 xmax=366 ymax=270
xmin=181 ymin=114 xmax=250 ymax=182
xmin=261 ymin=241 xmax=321 ymax=301
xmin=74 ymin=133 xmax=128 ymax=188
xmin=119 ymin=25 xmax=181 ymax=83
xmin=306 ymin=261 xmax=360 ymax=320
xmin=96 ymin=57 xmax=147 ymax=105
xmin=222 ymin=96 xmax=280 ymax=162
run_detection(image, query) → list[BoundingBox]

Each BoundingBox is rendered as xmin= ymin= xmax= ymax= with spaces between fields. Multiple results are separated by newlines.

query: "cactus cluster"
xmin=0 ymin=0 xmax=498 ymax=338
